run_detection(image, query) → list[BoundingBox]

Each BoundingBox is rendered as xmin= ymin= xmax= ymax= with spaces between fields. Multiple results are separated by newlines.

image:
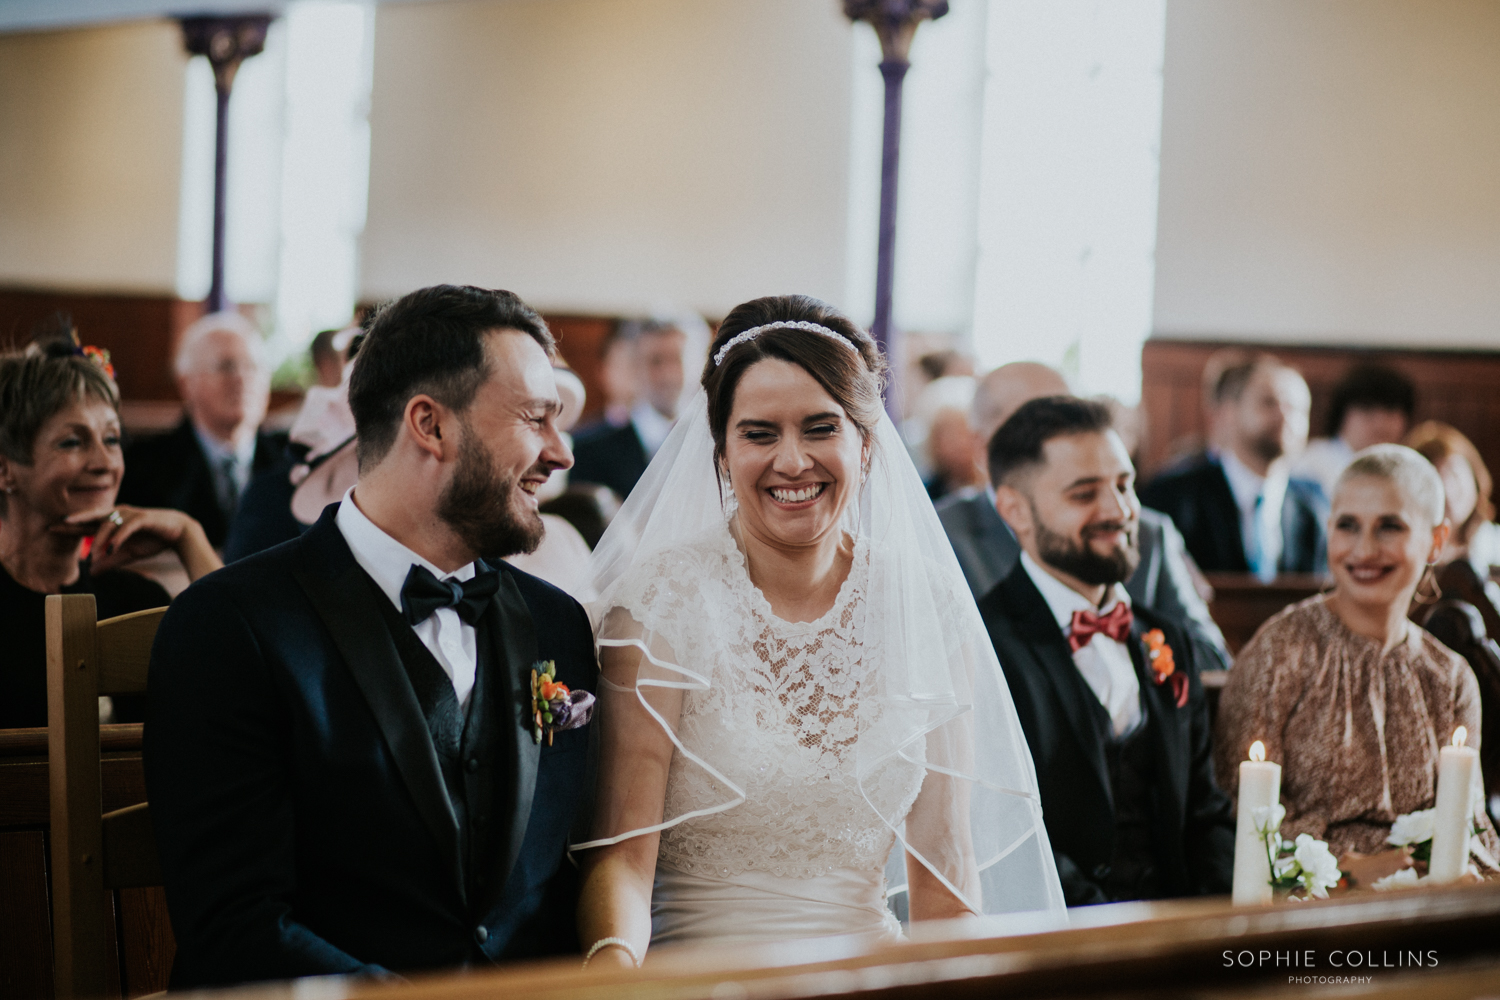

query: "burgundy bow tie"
xmin=1068 ymin=602 xmax=1133 ymax=653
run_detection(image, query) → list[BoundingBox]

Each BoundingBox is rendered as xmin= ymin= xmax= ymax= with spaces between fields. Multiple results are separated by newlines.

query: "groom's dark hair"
xmin=349 ymin=285 xmax=554 ymax=470
xmin=988 ymin=396 xmax=1113 ymax=489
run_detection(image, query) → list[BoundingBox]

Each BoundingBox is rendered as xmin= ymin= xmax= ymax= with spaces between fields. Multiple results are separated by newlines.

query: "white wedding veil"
xmin=578 ymin=326 xmax=1065 ymax=921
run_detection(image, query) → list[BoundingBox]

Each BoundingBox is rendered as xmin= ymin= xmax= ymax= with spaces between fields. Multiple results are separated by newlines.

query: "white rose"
xmin=1293 ymin=834 xmax=1342 ymax=898
xmin=1252 ymin=803 xmax=1285 ymax=836
xmin=1387 ymin=809 xmax=1436 ymax=847
xmin=1371 ymin=868 xmax=1421 ymax=892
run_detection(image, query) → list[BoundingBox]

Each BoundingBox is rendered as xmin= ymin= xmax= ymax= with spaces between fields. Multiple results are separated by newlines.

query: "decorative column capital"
xmin=843 ymin=0 xmax=949 ymax=64
xmin=180 ymin=15 xmax=272 ymax=93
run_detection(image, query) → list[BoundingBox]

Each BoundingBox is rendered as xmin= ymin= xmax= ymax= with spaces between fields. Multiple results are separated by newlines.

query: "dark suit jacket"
xmin=568 ymin=421 xmax=648 ymax=500
xmin=145 ymin=507 xmax=598 ymax=989
xmin=936 ymin=490 xmax=1232 ymax=671
xmin=978 ymin=564 xmax=1235 ymax=906
xmin=120 ymin=418 xmax=286 ymax=548
xmin=1138 ymin=454 xmax=1327 ymax=575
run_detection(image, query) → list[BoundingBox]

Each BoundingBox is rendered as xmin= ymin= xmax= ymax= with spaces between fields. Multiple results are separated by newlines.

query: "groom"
xmin=146 ymin=285 xmax=597 ymax=988
xmin=977 ymin=396 xmax=1234 ymax=906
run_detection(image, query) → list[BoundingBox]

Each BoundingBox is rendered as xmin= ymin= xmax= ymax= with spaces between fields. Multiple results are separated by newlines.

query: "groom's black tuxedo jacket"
xmin=978 ymin=564 xmax=1234 ymax=906
xmin=144 ymin=506 xmax=598 ymax=989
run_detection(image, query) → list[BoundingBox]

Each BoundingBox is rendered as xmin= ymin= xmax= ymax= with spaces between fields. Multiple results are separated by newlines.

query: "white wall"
xmin=1154 ymin=0 xmax=1500 ymax=346
xmin=0 ymin=20 xmax=185 ymax=293
xmin=359 ymin=0 xmax=854 ymax=317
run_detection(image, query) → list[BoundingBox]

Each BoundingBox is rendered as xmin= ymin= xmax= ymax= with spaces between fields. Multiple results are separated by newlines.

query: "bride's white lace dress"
xmin=606 ymin=529 xmax=929 ymax=946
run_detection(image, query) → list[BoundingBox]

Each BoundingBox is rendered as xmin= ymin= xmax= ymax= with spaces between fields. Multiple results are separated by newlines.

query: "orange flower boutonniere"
xmin=1143 ymin=628 xmax=1189 ymax=708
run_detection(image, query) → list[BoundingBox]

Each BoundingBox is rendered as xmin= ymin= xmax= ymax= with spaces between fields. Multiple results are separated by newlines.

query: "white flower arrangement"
xmin=1371 ymin=868 xmax=1422 ymax=892
xmin=1255 ymin=804 xmax=1343 ymax=899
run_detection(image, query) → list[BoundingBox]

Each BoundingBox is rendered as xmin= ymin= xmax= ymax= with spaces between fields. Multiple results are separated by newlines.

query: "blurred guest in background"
xmin=977 ymin=396 xmax=1234 ymax=905
xmin=309 ymin=327 xmax=347 ymax=388
xmin=0 ymin=332 xmax=220 ymax=728
xmin=509 ymin=366 xmax=596 ymax=600
xmin=119 ymin=311 xmax=284 ymax=549
xmin=905 ymin=374 xmax=980 ymax=501
xmin=1293 ymin=363 xmax=1415 ymax=499
xmin=591 ymin=326 xmax=637 ymax=430
xmin=225 ymin=331 xmax=363 ymax=561
xmin=1140 ymin=354 xmax=1324 ymax=580
xmin=571 ymin=317 xmax=689 ymax=499
xmin=1216 ymin=445 xmax=1499 ymax=874
xmin=916 ymin=348 xmax=975 ymax=382
xmin=1407 ymin=420 xmax=1500 ymax=624
xmin=938 ymin=363 xmax=1230 ymax=671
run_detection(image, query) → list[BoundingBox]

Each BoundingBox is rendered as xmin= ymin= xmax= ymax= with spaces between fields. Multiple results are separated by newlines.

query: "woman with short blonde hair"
xmin=1215 ymin=444 xmax=1499 ymax=875
xmin=0 ymin=328 xmax=221 ymax=728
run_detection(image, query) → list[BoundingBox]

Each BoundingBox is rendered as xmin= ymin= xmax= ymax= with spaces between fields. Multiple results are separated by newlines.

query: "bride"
xmin=574 ymin=296 xmax=1063 ymax=967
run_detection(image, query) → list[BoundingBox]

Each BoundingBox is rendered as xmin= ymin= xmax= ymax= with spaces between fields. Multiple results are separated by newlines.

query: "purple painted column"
xmin=180 ymin=15 xmax=272 ymax=314
xmin=844 ymin=0 xmax=949 ymax=397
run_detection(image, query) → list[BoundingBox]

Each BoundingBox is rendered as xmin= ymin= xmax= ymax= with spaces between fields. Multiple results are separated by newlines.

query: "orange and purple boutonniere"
xmin=1143 ymin=629 xmax=1189 ymax=708
xmin=529 ymin=660 xmax=595 ymax=745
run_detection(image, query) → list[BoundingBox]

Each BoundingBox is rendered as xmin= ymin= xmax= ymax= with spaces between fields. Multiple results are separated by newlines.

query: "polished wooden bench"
xmin=197 ymin=883 xmax=1500 ymax=1000
xmin=0 ymin=724 xmax=173 ymax=999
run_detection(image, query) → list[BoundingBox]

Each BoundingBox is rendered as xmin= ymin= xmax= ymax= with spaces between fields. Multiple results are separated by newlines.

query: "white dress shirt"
xmin=335 ymin=489 xmax=479 ymax=708
xmin=1020 ymin=551 xmax=1143 ymax=738
xmin=630 ymin=401 xmax=675 ymax=459
xmin=1217 ymin=449 xmax=1287 ymax=582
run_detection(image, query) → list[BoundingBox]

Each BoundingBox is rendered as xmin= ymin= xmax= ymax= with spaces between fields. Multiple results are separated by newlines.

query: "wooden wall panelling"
xmin=0 ymin=288 xmax=204 ymax=402
xmin=543 ymin=315 xmax=617 ymax=428
xmin=1139 ymin=339 xmax=1500 ymax=485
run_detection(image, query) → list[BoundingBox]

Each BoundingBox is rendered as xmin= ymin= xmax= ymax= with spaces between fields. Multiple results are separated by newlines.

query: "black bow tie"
xmin=399 ymin=563 xmax=499 ymax=627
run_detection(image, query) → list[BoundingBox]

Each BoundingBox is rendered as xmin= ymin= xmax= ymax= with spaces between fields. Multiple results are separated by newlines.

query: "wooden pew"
xmin=0 ymin=724 xmax=174 ymax=999
xmin=1205 ymin=573 xmax=1326 ymax=657
xmin=198 ymin=883 xmax=1500 ymax=1000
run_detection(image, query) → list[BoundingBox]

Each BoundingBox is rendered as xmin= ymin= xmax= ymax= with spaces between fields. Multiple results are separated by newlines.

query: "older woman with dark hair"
xmin=1216 ymin=445 xmax=1499 ymax=880
xmin=0 ymin=333 xmax=221 ymax=728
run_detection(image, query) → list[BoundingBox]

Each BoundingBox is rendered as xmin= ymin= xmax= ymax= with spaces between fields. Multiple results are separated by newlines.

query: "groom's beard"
xmin=438 ymin=421 xmax=547 ymax=559
xmin=1031 ymin=503 xmax=1139 ymax=587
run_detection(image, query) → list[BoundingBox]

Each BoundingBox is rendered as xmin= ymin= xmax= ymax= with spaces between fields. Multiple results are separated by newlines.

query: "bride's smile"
xmin=724 ymin=357 xmax=866 ymax=549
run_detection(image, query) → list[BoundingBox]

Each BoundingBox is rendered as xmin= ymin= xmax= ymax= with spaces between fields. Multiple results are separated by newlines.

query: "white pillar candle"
xmin=1429 ymin=726 xmax=1478 ymax=883
xmin=1232 ymin=740 xmax=1283 ymax=906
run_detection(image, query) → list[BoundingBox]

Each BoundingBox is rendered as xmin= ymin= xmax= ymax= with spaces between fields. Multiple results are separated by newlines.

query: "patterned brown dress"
xmin=1215 ymin=595 xmax=1500 ymax=862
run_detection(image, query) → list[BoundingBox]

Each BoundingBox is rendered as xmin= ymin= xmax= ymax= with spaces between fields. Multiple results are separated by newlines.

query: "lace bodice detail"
xmin=608 ymin=530 xmax=927 ymax=878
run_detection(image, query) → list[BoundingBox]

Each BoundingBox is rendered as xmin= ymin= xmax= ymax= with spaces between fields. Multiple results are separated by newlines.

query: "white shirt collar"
xmin=192 ymin=421 xmax=257 ymax=469
xmin=630 ymin=401 xmax=675 ymax=458
xmin=1019 ymin=550 xmax=1130 ymax=634
xmin=335 ymin=488 xmax=475 ymax=613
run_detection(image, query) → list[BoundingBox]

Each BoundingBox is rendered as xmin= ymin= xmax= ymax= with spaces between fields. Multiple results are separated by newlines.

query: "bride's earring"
xmin=719 ymin=464 xmax=738 ymax=519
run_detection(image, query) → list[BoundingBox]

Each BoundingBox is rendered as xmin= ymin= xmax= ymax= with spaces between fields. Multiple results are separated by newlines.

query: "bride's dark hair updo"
xmin=702 ymin=295 xmax=887 ymax=463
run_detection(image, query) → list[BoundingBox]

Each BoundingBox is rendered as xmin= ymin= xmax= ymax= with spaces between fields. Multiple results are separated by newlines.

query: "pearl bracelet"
xmin=583 ymin=936 xmax=641 ymax=969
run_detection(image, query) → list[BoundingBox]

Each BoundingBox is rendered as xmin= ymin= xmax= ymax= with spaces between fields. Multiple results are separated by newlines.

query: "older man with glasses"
xmin=120 ymin=311 xmax=284 ymax=549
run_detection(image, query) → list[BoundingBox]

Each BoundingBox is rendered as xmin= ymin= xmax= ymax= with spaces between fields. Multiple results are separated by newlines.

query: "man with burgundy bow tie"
xmin=976 ymin=396 xmax=1234 ymax=906
xmin=146 ymin=286 xmax=598 ymax=988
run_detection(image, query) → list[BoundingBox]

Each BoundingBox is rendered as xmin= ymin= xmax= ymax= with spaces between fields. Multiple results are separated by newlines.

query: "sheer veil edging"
xmin=576 ymin=389 xmax=1067 ymax=918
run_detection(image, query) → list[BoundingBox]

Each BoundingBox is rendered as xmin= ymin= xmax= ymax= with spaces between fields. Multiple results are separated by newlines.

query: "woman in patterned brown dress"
xmin=1216 ymin=445 xmax=1500 ymax=874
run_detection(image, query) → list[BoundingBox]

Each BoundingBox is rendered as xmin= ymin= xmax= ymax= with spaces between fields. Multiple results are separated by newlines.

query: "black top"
xmin=0 ymin=560 xmax=170 ymax=728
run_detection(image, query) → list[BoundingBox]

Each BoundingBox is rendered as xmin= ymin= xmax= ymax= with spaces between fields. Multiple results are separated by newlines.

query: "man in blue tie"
xmin=1140 ymin=353 xmax=1326 ymax=579
xmin=974 ymin=396 xmax=1234 ymax=906
xmin=146 ymin=285 xmax=598 ymax=988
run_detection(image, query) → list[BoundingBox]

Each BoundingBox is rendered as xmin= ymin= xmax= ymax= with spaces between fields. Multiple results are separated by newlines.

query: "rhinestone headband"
xmin=712 ymin=321 xmax=855 ymax=367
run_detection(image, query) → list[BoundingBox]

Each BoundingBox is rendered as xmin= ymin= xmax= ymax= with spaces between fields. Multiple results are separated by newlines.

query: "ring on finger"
xmin=107 ymin=509 xmax=125 ymax=527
